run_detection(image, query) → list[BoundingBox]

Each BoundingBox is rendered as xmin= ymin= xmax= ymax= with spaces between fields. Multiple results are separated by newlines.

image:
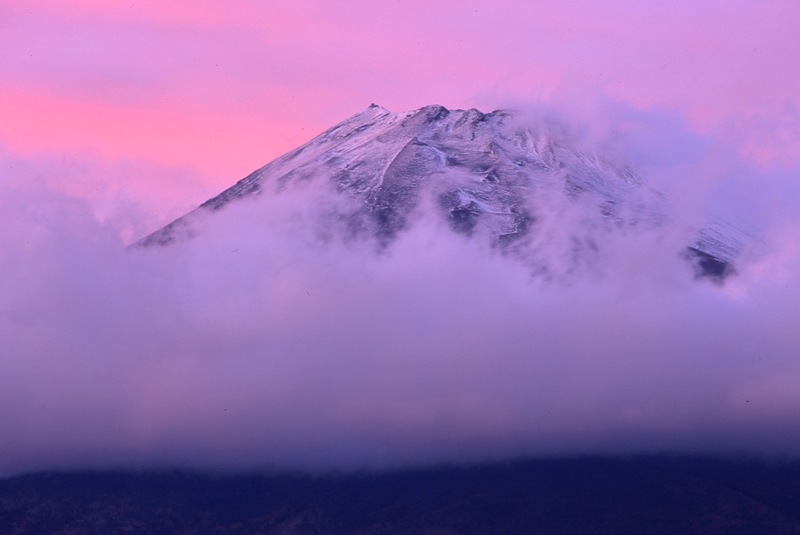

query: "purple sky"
xmin=3 ymin=0 xmax=799 ymax=233
xmin=2 ymin=1 xmax=800 ymax=475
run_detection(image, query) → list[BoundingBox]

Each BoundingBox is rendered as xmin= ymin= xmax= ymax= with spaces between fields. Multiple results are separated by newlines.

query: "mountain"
xmin=136 ymin=104 xmax=747 ymax=281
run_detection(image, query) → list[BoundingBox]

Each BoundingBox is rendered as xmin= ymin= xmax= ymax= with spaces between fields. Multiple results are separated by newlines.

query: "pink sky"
xmin=3 ymin=1 xmax=800 ymax=475
xmin=2 ymin=0 xmax=799 ymax=234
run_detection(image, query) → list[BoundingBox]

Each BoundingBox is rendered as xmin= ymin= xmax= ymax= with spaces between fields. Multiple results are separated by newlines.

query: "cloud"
xmin=2 ymin=102 xmax=800 ymax=476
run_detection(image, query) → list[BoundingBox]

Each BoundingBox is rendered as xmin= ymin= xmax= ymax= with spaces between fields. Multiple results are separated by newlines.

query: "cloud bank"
xmin=1 ymin=104 xmax=800 ymax=477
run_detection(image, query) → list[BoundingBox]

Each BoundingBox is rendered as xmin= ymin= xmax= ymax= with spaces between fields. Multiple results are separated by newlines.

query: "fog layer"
xmin=1 ymin=106 xmax=799 ymax=476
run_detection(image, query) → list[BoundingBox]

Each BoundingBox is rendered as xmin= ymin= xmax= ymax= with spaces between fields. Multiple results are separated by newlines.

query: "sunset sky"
xmin=3 ymin=0 xmax=799 ymax=237
xmin=2 ymin=1 xmax=800 ymax=475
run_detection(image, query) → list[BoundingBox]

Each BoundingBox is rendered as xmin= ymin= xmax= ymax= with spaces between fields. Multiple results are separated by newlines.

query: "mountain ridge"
xmin=135 ymin=104 xmax=746 ymax=282
xmin=5 ymin=456 xmax=800 ymax=534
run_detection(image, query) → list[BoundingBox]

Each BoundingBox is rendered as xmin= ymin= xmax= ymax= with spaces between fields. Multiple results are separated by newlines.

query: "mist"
xmin=2 ymin=104 xmax=799 ymax=477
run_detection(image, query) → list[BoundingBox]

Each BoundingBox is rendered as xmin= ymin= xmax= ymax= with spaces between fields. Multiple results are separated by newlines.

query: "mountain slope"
xmin=136 ymin=104 xmax=746 ymax=281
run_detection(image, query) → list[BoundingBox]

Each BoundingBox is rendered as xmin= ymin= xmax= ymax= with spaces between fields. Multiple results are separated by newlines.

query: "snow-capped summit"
xmin=136 ymin=104 xmax=745 ymax=281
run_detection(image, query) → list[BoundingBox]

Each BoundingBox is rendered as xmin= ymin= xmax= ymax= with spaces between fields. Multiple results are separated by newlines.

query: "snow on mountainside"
xmin=136 ymin=104 xmax=748 ymax=281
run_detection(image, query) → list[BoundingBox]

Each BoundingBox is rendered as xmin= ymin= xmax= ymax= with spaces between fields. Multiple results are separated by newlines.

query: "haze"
xmin=1 ymin=0 xmax=799 ymax=476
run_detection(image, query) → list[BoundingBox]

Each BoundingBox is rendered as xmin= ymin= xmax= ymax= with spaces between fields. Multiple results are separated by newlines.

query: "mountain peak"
xmin=135 ymin=105 xmax=743 ymax=282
